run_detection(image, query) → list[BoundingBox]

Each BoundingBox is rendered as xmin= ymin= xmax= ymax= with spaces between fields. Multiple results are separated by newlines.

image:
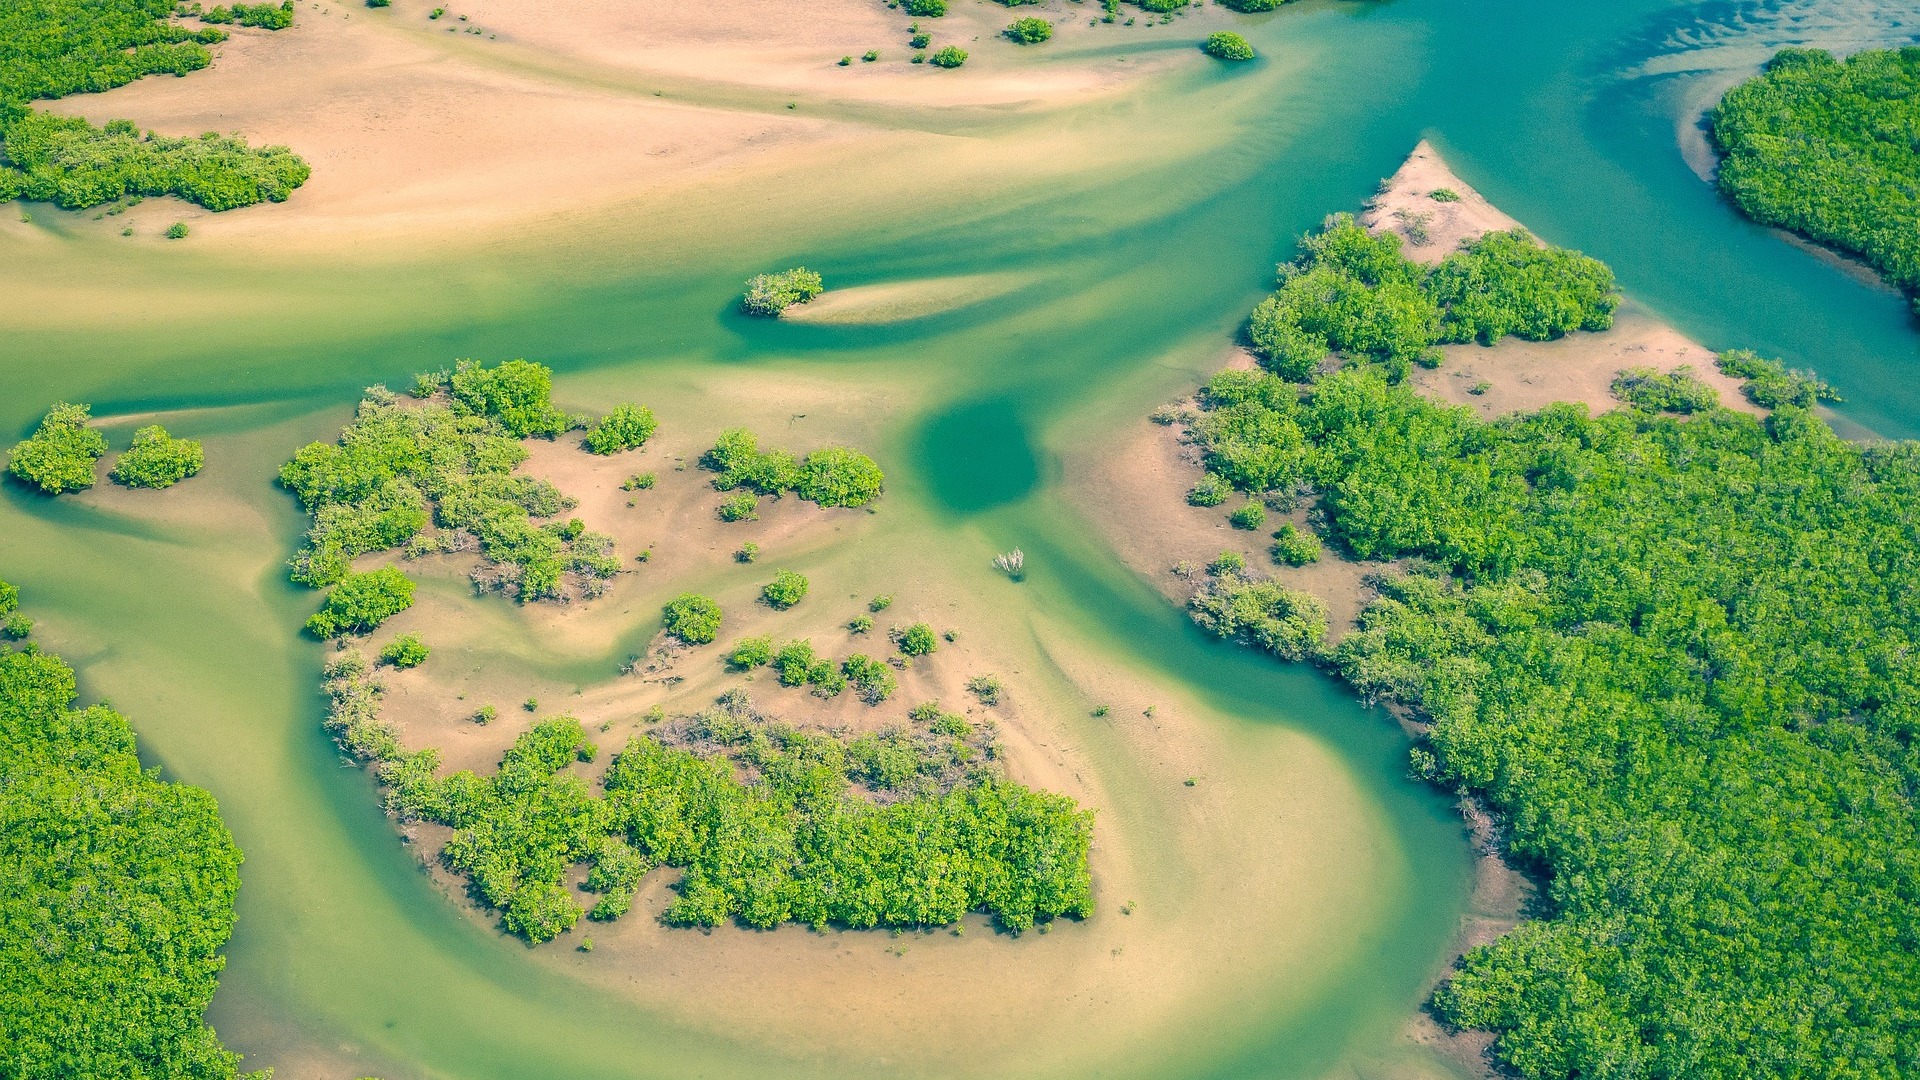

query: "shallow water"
xmin=3 ymin=0 xmax=1917 ymax=1078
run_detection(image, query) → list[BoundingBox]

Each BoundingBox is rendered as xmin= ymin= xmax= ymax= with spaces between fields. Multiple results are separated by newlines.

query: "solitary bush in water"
xmin=583 ymin=403 xmax=657 ymax=454
xmin=902 ymin=0 xmax=946 ymax=14
xmin=741 ymin=267 xmax=824 ymax=316
xmin=305 ymin=567 xmax=415 ymax=638
xmin=7 ymin=403 xmax=106 ymax=494
xmin=761 ymin=570 xmax=809 ymax=609
xmin=379 ymin=633 xmax=430 ymax=668
xmin=110 ymin=425 xmax=203 ymax=488
xmin=663 ymin=594 xmax=722 ymax=645
xmin=1228 ymin=501 xmax=1266 ymax=530
xmin=1219 ymin=0 xmax=1279 ymax=9
xmin=930 ymin=46 xmax=968 ymax=68
xmin=1005 ymin=17 xmax=1052 ymax=42
xmin=993 ymin=549 xmax=1026 ymax=580
xmin=1610 ymin=366 xmax=1720 ymax=414
xmin=1137 ymin=0 xmax=1188 ymax=11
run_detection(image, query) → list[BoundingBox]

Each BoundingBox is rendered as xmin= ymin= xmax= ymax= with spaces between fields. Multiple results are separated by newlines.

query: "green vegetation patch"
xmin=582 ymin=403 xmax=657 ymax=455
xmin=363 ymin=689 xmax=1093 ymax=940
xmin=702 ymin=428 xmax=884 ymax=508
xmin=1004 ymin=17 xmax=1051 ymax=43
xmin=741 ymin=267 xmax=824 ymax=316
xmin=110 ymin=424 xmax=204 ymax=488
xmin=6 ymin=402 xmax=105 ymax=494
xmin=279 ymin=362 xmax=616 ymax=602
xmin=0 ymin=0 xmax=308 ymax=211
xmin=0 ymin=635 xmax=255 ymax=1079
xmin=1202 ymin=31 xmax=1255 ymax=61
xmin=1247 ymin=214 xmax=1615 ymax=381
xmin=901 ymin=0 xmax=946 ymax=14
xmin=1608 ymin=365 xmax=1718 ymax=415
xmin=663 ymin=593 xmax=722 ymax=645
xmin=930 ymin=46 xmax=968 ymax=68
xmin=1176 ymin=348 xmax=1920 ymax=1078
xmin=1710 ymin=47 xmax=1920 ymax=311
xmin=760 ymin=569 xmax=809 ymax=609
xmin=379 ymin=632 xmax=430 ymax=669
xmin=305 ymin=566 xmax=415 ymax=639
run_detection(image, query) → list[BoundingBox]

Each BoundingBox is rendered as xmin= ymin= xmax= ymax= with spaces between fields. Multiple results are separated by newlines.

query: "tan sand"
xmin=37 ymin=0 xmax=1168 ymax=248
xmin=781 ymin=272 xmax=1032 ymax=325
xmin=1359 ymin=139 xmax=1521 ymax=264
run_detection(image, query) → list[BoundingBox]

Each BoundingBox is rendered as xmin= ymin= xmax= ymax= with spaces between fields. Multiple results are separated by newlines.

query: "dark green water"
xmin=3 ymin=0 xmax=1917 ymax=1077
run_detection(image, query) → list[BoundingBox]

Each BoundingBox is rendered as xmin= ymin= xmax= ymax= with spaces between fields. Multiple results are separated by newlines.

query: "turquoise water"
xmin=3 ymin=0 xmax=1917 ymax=1077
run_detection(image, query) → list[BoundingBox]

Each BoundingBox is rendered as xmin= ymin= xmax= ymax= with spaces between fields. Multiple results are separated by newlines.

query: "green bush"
xmin=1218 ymin=0 xmax=1279 ymax=8
xmin=305 ymin=566 xmax=415 ymax=638
xmin=376 ymin=695 xmax=1092 ymax=937
xmin=1201 ymin=31 xmax=1255 ymax=61
xmin=1207 ymin=550 xmax=1246 ymax=576
xmin=895 ymin=622 xmax=937 ymax=657
xmin=1228 ymin=501 xmax=1266 ymax=530
xmin=910 ymin=32 xmax=931 ymax=49
xmin=0 ymin=647 xmax=252 ymax=1079
xmin=702 ymin=429 xmax=883 ymax=508
xmin=771 ymin=639 xmax=817 ymax=686
xmin=447 ymin=358 xmax=571 ymax=438
xmin=761 ymin=569 xmax=809 ymax=609
xmin=1269 ymin=522 xmax=1320 ymax=566
xmin=841 ymin=653 xmax=897 ymax=704
xmin=110 ymin=424 xmax=203 ymax=488
xmin=717 ymin=490 xmax=760 ymax=521
xmin=1710 ymin=48 xmax=1920 ymax=308
xmin=1004 ymin=17 xmax=1051 ymax=43
xmin=741 ymin=267 xmax=824 ymax=316
xmin=663 ymin=593 xmax=722 ymax=645
xmin=1 ymin=112 xmax=307 ymax=213
xmin=1243 ymin=215 xmax=1615 ymax=382
xmin=902 ymin=0 xmax=946 ymax=14
xmin=165 ymin=221 xmax=189 ymax=239
xmin=379 ymin=633 xmax=430 ymax=668
xmin=279 ymin=370 xmax=615 ymax=601
xmin=582 ymin=403 xmax=657 ymax=455
xmin=1136 ymin=0 xmax=1187 ymax=10
xmin=1429 ymin=187 xmax=1460 ymax=202
xmin=1425 ymin=229 xmax=1617 ymax=344
xmin=7 ymin=402 xmax=106 ymax=494
xmin=1609 ymin=366 xmax=1719 ymax=414
xmin=1187 ymin=473 xmax=1233 ymax=506
xmin=1188 ymin=575 xmax=1325 ymax=661
xmin=1715 ymin=349 xmax=1841 ymax=410
xmin=727 ymin=635 xmax=774 ymax=669
xmin=622 ymin=472 xmax=655 ymax=491
xmin=930 ymin=46 xmax=968 ymax=68
xmin=848 ymin=614 xmax=874 ymax=633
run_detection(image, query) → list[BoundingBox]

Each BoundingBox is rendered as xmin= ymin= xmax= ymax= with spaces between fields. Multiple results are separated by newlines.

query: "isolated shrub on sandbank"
xmin=1202 ymin=31 xmax=1255 ymax=61
xmin=110 ymin=425 xmax=204 ymax=488
xmin=741 ymin=267 xmax=824 ymax=316
xmin=583 ymin=403 xmax=657 ymax=454
xmin=6 ymin=402 xmax=106 ymax=494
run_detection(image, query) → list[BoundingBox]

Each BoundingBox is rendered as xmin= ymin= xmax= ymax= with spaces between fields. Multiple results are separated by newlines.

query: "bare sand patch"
xmin=1360 ymin=139 xmax=1520 ymax=264
xmin=1416 ymin=305 xmax=1766 ymax=420
xmin=35 ymin=0 xmax=1173 ymax=248
xmin=781 ymin=271 xmax=1032 ymax=325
